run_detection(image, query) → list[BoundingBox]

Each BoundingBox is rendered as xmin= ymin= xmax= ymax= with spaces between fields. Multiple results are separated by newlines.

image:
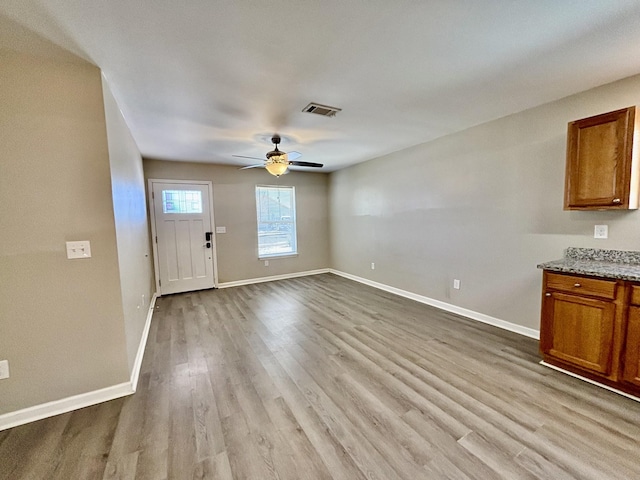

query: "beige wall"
xmin=102 ymin=76 xmax=154 ymax=372
xmin=330 ymin=74 xmax=640 ymax=331
xmin=0 ymin=50 xmax=130 ymax=414
xmin=143 ymin=160 xmax=330 ymax=283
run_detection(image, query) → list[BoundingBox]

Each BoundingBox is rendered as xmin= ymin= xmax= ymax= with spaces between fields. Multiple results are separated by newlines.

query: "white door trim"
xmin=148 ymin=179 xmax=218 ymax=295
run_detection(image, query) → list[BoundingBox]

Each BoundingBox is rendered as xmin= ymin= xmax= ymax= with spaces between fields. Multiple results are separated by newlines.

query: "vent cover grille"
xmin=302 ymin=102 xmax=342 ymax=117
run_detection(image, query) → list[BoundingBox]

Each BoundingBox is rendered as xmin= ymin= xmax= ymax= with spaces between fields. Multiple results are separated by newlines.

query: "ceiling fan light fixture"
xmin=265 ymin=159 xmax=288 ymax=177
xmin=236 ymin=133 xmax=319 ymax=175
xmin=265 ymin=139 xmax=289 ymax=176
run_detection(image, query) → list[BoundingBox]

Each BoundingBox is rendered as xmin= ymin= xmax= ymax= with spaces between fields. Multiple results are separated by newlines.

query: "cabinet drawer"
xmin=630 ymin=285 xmax=640 ymax=306
xmin=545 ymin=272 xmax=616 ymax=300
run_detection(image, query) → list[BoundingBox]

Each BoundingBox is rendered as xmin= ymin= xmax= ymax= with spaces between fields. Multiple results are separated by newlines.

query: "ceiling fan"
xmin=233 ymin=134 xmax=323 ymax=177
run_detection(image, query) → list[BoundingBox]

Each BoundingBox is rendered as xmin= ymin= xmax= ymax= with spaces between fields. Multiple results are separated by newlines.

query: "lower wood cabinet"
xmin=540 ymin=271 xmax=640 ymax=397
xmin=541 ymin=291 xmax=615 ymax=375
xmin=622 ymin=304 xmax=640 ymax=388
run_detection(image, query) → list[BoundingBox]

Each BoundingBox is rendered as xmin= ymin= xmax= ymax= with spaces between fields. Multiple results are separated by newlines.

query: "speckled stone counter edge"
xmin=564 ymin=247 xmax=640 ymax=264
xmin=537 ymin=247 xmax=640 ymax=282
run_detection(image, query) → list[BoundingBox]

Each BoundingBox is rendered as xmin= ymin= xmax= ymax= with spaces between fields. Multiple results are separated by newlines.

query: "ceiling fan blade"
xmin=233 ymin=154 xmax=266 ymax=161
xmin=288 ymin=161 xmax=323 ymax=168
xmin=287 ymin=151 xmax=302 ymax=161
xmin=240 ymin=164 xmax=264 ymax=170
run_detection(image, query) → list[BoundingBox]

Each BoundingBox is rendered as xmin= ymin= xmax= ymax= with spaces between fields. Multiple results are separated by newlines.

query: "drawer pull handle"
xmin=613 ymin=198 xmax=621 ymax=203
xmin=574 ymin=283 xmax=581 ymax=287
xmin=545 ymin=293 xmax=551 ymax=297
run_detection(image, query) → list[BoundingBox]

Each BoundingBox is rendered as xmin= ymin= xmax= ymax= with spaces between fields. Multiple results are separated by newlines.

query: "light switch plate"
xmin=594 ymin=225 xmax=608 ymax=239
xmin=215 ymin=226 xmax=226 ymax=234
xmin=66 ymin=240 xmax=92 ymax=259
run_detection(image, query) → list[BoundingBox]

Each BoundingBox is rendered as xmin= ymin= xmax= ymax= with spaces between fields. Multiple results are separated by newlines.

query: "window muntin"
xmin=162 ymin=190 xmax=203 ymax=214
xmin=256 ymin=185 xmax=297 ymax=258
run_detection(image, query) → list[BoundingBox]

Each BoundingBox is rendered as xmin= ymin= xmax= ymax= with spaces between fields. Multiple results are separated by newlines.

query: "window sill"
xmin=258 ymin=253 xmax=299 ymax=260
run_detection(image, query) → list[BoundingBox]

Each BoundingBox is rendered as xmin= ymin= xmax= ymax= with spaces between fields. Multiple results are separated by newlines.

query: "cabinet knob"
xmin=574 ymin=283 xmax=581 ymax=287
xmin=613 ymin=198 xmax=621 ymax=203
xmin=545 ymin=293 xmax=551 ymax=297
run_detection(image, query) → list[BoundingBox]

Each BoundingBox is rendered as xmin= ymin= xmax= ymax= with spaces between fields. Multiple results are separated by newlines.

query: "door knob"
xmin=545 ymin=293 xmax=551 ymax=297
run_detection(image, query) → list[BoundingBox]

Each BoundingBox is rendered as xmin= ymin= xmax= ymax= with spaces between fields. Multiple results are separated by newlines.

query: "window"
xmin=256 ymin=185 xmax=297 ymax=258
xmin=162 ymin=190 xmax=202 ymax=214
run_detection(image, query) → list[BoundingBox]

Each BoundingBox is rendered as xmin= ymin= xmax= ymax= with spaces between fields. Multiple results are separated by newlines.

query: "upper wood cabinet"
xmin=564 ymin=106 xmax=639 ymax=210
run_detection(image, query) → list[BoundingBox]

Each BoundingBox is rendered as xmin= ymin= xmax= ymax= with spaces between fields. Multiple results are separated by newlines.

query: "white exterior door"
xmin=151 ymin=181 xmax=216 ymax=295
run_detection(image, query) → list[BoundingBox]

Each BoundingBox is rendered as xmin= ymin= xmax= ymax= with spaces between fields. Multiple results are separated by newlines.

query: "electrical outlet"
xmin=66 ymin=240 xmax=91 ymax=259
xmin=371 ymin=262 xmax=375 ymax=270
xmin=594 ymin=225 xmax=608 ymax=239
xmin=264 ymin=260 xmax=269 ymax=266
xmin=0 ymin=360 xmax=9 ymax=380
xmin=453 ymin=279 xmax=461 ymax=290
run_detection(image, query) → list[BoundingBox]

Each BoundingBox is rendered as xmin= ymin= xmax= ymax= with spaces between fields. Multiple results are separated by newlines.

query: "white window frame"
xmin=256 ymin=185 xmax=298 ymax=259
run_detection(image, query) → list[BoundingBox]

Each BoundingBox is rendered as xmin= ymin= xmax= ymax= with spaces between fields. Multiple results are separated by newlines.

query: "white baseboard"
xmin=329 ymin=269 xmax=540 ymax=340
xmin=0 ymin=294 xmax=158 ymax=432
xmin=0 ymin=382 xmax=133 ymax=432
xmin=217 ymin=268 xmax=330 ymax=289
xmin=130 ymin=293 xmax=157 ymax=391
xmin=540 ymin=361 xmax=640 ymax=403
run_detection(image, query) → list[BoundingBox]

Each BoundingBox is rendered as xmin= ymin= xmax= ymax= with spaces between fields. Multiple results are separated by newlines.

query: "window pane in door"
xmin=162 ymin=190 xmax=203 ymax=214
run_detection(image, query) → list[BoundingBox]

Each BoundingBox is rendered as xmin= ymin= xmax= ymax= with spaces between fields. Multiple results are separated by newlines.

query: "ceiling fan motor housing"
xmin=266 ymin=134 xmax=286 ymax=161
xmin=266 ymin=148 xmax=286 ymax=161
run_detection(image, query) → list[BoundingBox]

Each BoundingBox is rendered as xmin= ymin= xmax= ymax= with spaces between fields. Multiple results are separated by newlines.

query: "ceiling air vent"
xmin=302 ymin=102 xmax=342 ymax=117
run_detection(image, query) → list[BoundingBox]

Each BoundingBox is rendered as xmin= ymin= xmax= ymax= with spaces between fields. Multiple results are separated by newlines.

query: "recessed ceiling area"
xmin=3 ymin=1 xmax=640 ymax=171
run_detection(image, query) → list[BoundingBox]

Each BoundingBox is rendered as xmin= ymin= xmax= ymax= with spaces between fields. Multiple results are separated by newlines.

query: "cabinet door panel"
xmin=543 ymin=292 xmax=615 ymax=375
xmin=564 ymin=106 xmax=634 ymax=209
xmin=622 ymin=307 xmax=640 ymax=387
xmin=630 ymin=285 xmax=640 ymax=306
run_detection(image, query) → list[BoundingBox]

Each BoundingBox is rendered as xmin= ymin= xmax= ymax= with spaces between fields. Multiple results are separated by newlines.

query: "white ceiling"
xmin=3 ymin=1 xmax=640 ymax=171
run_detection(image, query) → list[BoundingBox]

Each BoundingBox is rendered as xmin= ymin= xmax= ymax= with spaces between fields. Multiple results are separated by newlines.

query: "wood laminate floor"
xmin=2 ymin=273 xmax=640 ymax=479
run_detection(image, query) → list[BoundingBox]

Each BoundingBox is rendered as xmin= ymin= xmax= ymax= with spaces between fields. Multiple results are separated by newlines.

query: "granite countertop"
xmin=537 ymin=247 xmax=640 ymax=282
